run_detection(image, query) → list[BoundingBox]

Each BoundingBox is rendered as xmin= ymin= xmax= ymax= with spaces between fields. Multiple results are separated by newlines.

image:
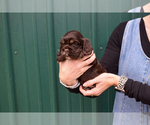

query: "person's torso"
xmin=113 ymin=18 xmax=150 ymax=125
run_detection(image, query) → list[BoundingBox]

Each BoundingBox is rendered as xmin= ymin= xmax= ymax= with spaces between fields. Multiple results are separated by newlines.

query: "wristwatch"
xmin=115 ymin=75 xmax=128 ymax=92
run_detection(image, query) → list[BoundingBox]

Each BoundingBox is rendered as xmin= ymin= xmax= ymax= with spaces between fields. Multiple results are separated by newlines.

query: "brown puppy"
xmin=57 ymin=30 xmax=106 ymax=90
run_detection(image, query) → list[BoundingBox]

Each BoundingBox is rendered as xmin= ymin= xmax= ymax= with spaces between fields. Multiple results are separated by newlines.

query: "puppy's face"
xmin=57 ymin=31 xmax=93 ymax=62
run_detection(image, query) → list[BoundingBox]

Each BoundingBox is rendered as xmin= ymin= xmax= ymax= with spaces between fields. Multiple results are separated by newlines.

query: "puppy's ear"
xmin=82 ymin=38 xmax=93 ymax=55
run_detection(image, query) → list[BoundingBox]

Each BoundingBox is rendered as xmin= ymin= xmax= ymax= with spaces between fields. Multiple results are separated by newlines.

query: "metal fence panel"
xmin=0 ymin=13 xmax=147 ymax=112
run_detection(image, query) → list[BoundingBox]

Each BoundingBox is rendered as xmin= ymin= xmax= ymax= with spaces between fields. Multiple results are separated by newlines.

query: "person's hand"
xmin=79 ymin=73 xmax=120 ymax=96
xmin=59 ymin=51 xmax=96 ymax=86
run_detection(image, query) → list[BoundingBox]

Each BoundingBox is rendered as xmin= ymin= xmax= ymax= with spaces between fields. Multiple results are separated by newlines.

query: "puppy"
xmin=57 ymin=30 xmax=106 ymax=90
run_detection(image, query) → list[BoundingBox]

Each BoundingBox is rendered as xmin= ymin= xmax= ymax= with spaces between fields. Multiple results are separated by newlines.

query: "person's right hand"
xmin=59 ymin=51 xmax=96 ymax=86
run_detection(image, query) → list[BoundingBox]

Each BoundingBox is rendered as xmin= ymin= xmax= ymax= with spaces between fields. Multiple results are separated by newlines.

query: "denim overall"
xmin=113 ymin=18 xmax=150 ymax=125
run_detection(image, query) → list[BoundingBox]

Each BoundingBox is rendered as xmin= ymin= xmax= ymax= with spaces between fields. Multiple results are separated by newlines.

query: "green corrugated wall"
xmin=0 ymin=13 xmax=147 ymax=112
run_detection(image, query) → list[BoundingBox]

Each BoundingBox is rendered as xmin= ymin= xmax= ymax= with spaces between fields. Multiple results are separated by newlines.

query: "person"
xmin=58 ymin=3 xmax=150 ymax=125
xmin=128 ymin=2 xmax=150 ymax=13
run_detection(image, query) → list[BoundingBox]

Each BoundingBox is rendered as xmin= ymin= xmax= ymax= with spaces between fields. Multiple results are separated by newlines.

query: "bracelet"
xmin=59 ymin=79 xmax=80 ymax=89
xmin=115 ymin=75 xmax=128 ymax=92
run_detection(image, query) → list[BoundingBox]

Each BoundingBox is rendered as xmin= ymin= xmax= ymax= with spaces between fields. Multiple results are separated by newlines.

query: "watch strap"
xmin=115 ymin=75 xmax=128 ymax=92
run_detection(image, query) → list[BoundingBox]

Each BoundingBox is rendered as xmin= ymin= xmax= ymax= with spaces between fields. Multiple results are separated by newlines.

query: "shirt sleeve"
xmin=125 ymin=79 xmax=150 ymax=105
xmin=99 ymin=21 xmax=127 ymax=73
xmin=60 ymin=79 xmax=80 ymax=89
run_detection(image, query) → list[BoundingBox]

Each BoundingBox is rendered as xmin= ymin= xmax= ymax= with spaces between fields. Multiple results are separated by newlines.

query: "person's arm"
xmin=59 ymin=19 xmax=150 ymax=105
xmin=62 ymin=21 xmax=127 ymax=93
xmin=125 ymin=79 xmax=150 ymax=105
xmin=79 ymin=21 xmax=150 ymax=105
xmin=80 ymin=73 xmax=150 ymax=104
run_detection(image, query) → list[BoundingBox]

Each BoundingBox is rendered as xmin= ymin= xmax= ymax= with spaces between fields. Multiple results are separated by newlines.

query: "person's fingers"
xmin=82 ymin=77 xmax=98 ymax=87
xmin=85 ymin=53 xmax=96 ymax=64
xmin=81 ymin=53 xmax=96 ymax=67
xmin=59 ymin=51 xmax=95 ymax=70
xmin=81 ymin=50 xmax=94 ymax=61
xmin=59 ymin=61 xmax=61 ymax=66
xmin=81 ymin=65 xmax=93 ymax=73
xmin=79 ymin=86 xmax=98 ymax=96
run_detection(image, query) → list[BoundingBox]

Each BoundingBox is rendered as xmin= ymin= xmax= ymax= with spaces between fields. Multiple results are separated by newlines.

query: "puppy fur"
xmin=57 ymin=30 xmax=106 ymax=90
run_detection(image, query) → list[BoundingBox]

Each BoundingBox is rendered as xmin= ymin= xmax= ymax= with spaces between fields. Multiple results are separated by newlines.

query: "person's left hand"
xmin=79 ymin=73 xmax=120 ymax=97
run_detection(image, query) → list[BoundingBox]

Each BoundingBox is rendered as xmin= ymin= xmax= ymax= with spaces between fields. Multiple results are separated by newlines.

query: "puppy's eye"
xmin=73 ymin=41 xmax=79 ymax=45
xmin=60 ymin=40 xmax=65 ymax=44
